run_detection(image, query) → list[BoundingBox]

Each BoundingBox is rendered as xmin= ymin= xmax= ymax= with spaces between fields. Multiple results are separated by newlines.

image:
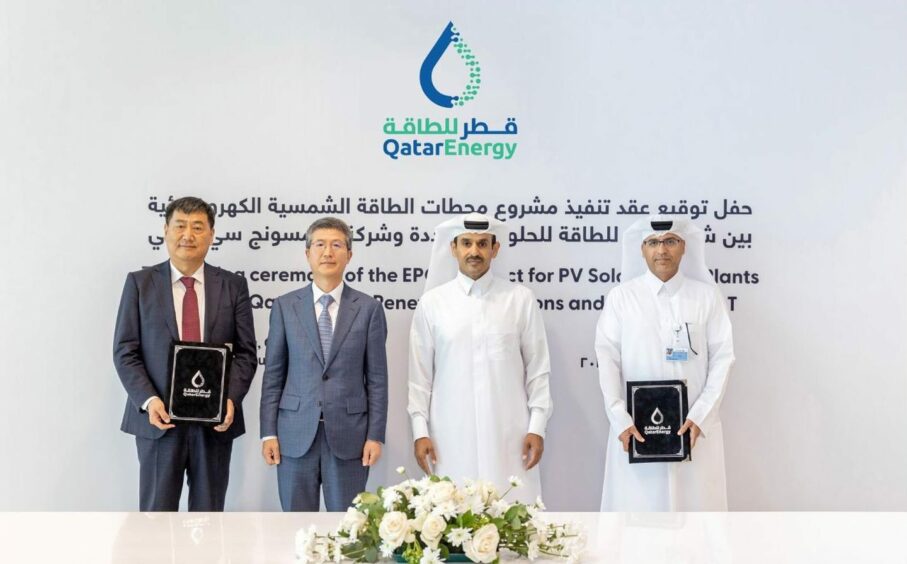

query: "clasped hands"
xmin=413 ymin=433 xmax=544 ymax=475
xmin=618 ymin=419 xmax=701 ymax=452
xmin=147 ymin=397 xmax=235 ymax=432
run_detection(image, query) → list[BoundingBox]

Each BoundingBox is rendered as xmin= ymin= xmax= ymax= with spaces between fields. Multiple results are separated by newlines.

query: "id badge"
xmin=666 ymin=325 xmax=689 ymax=362
xmin=665 ymin=347 xmax=689 ymax=362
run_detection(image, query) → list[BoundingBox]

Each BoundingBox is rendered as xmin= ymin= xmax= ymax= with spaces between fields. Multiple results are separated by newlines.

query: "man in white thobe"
xmin=408 ymin=213 xmax=553 ymax=502
xmin=596 ymin=216 xmax=735 ymax=511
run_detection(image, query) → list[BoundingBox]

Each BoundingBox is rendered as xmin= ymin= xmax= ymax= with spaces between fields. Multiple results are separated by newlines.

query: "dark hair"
xmin=452 ymin=234 xmax=497 ymax=246
xmin=165 ymin=197 xmax=215 ymax=228
xmin=306 ymin=217 xmax=353 ymax=250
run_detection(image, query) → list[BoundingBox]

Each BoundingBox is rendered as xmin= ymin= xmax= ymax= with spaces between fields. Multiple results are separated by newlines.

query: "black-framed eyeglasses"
xmin=644 ymin=237 xmax=682 ymax=249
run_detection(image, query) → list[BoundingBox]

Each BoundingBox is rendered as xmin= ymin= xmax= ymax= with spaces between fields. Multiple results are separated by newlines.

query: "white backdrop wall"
xmin=1 ymin=0 xmax=906 ymax=511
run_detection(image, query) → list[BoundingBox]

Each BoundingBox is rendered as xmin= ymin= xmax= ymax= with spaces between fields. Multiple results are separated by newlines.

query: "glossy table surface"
xmin=1 ymin=511 xmax=904 ymax=563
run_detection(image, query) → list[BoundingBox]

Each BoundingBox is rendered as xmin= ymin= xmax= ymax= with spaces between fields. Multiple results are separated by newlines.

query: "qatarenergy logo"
xmin=419 ymin=21 xmax=480 ymax=108
xmin=382 ymin=21 xmax=519 ymax=161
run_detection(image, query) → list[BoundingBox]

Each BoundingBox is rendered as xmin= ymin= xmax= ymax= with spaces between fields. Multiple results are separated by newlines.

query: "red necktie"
xmin=180 ymin=276 xmax=201 ymax=342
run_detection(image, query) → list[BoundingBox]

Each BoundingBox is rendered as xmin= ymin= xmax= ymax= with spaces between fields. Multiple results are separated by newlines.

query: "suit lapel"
xmin=325 ymin=285 xmax=361 ymax=370
xmin=293 ymin=285 xmax=325 ymax=368
xmin=152 ymin=261 xmax=180 ymax=340
xmin=204 ymin=263 xmax=223 ymax=341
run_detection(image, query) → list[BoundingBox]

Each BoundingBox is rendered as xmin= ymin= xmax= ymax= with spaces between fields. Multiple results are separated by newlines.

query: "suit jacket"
xmin=259 ymin=284 xmax=388 ymax=460
xmin=113 ymin=261 xmax=257 ymax=440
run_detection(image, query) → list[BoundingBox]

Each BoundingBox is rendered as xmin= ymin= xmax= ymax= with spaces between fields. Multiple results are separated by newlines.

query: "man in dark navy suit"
xmin=260 ymin=217 xmax=388 ymax=511
xmin=113 ymin=196 xmax=257 ymax=511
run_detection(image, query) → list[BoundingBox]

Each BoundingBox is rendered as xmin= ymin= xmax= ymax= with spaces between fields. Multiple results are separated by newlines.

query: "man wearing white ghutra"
xmin=596 ymin=216 xmax=735 ymax=511
xmin=408 ymin=213 xmax=553 ymax=502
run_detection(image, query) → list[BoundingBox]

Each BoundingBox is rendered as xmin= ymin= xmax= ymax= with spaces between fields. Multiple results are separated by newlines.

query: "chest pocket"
xmin=487 ymin=332 xmax=519 ymax=359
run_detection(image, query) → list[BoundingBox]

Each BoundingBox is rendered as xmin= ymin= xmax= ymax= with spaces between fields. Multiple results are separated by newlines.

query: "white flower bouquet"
xmin=296 ymin=470 xmax=585 ymax=564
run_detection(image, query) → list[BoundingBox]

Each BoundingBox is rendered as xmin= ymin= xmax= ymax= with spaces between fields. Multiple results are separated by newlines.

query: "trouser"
xmin=277 ymin=422 xmax=368 ymax=511
xmin=135 ymin=425 xmax=233 ymax=511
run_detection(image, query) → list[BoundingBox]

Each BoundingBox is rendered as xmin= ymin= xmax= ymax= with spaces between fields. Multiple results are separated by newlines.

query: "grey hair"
xmin=305 ymin=217 xmax=353 ymax=250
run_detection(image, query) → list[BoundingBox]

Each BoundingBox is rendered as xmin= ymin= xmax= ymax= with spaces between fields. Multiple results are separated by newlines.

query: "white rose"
xmin=420 ymin=513 xmax=447 ymax=548
xmin=378 ymin=511 xmax=410 ymax=549
xmin=411 ymin=512 xmax=427 ymax=532
xmin=463 ymin=524 xmax=500 ymax=564
xmin=427 ymin=480 xmax=456 ymax=505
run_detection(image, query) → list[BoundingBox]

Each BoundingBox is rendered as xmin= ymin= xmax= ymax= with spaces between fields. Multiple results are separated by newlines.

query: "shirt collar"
xmin=170 ymin=262 xmax=205 ymax=286
xmin=643 ymin=269 xmax=685 ymax=297
xmin=455 ymin=270 xmax=494 ymax=297
xmin=313 ymin=280 xmax=345 ymax=306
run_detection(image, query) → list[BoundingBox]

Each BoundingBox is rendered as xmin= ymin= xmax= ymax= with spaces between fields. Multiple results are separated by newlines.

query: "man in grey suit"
xmin=260 ymin=217 xmax=388 ymax=511
xmin=113 ymin=196 xmax=257 ymax=511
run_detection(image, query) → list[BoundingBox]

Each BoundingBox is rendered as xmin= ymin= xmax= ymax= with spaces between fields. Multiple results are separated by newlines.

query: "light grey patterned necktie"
xmin=317 ymin=294 xmax=334 ymax=360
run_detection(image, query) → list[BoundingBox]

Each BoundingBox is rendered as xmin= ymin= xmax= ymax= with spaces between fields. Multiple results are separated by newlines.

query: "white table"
xmin=1 ymin=512 xmax=904 ymax=563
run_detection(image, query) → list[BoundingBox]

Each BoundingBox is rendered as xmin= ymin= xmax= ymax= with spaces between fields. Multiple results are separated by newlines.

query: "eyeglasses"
xmin=643 ymin=237 xmax=682 ymax=249
xmin=309 ymin=241 xmax=348 ymax=252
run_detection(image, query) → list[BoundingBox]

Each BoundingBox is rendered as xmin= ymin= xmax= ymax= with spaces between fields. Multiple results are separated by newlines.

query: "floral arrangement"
xmin=296 ymin=469 xmax=585 ymax=564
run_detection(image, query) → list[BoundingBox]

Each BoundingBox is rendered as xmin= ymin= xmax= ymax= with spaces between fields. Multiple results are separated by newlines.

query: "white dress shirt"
xmin=312 ymin=281 xmax=344 ymax=331
xmin=142 ymin=262 xmax=205 ymax=411
xmin=171 ymin=262 xmax=206 ymax=342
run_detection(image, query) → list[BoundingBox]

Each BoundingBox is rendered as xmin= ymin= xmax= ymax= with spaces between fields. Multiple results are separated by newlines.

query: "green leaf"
xmin=359 ymin=492 xmax=381 ymax=505
xmin=341 ymin=541 xmax=363 ymax=558
xmin=364 ymin=546 xmax=379 ymax=563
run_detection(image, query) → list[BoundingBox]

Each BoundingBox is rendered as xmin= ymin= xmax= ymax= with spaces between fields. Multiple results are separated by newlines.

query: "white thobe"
xmin=595 ymin=271 xmax=735 ymax=511
xmin=409 ymin=272 xmax=553 ymax=502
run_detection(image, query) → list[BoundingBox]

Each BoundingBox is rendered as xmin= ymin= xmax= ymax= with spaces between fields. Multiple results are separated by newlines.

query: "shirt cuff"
xmin=528 ymin=408 xmax=547 ymax=438
xmin=610 ymin=409 xmax=634 ymax=437
xmin=261 ymin=435 xmax=277 ymax=442
xmin=411 ymin=415 xmax=429 ymax=440
xmin=141 ymin=396 xmax=159 ymax=412
xmin=686 ymin=402 xmax=713 ymax=438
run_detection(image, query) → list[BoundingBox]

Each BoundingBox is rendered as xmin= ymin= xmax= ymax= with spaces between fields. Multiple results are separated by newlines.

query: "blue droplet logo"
xmin=420 ymin=22 xmax=482 ymax=108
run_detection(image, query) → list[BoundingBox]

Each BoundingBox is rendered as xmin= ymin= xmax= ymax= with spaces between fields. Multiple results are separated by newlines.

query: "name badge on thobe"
xmin=665 ymin=325 xmax=689 ymax=362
